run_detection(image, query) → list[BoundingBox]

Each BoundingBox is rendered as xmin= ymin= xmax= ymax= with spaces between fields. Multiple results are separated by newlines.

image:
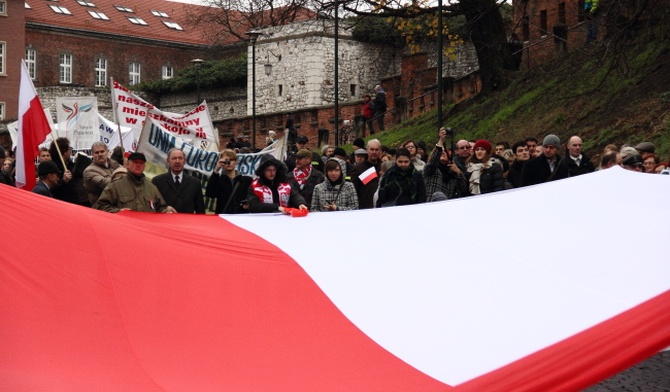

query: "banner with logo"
xmin=56 ymin=97 xmax=99 ymax=150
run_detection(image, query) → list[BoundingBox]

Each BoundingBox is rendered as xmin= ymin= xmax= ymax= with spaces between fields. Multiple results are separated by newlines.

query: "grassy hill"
xmin=371 ymin=21 xmax=670 ymax=162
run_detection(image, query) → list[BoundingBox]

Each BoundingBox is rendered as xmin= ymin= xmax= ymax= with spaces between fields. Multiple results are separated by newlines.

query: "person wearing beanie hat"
xmin=472 ymin=140 xmax=492 ymax=155
xmin=464 ymin=140 xmax=504 ymax=195
xmin=542 ymin=134 xmax=561 ymax=149
xmin=521 ymin=134 xmax=568 ymax=186
xmin=247 ymin=154 xmax=308 ymax=214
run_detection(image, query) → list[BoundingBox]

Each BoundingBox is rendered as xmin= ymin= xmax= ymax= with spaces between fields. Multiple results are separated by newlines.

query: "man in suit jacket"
xmin=32 ymin=160 xmax=61 ymax=198
xmin=152 ymin=148 xmax=205 ymax=214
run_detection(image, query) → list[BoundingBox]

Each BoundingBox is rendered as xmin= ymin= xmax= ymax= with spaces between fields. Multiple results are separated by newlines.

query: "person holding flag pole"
xmin=15 ymin=60 xmax=53 ymax=191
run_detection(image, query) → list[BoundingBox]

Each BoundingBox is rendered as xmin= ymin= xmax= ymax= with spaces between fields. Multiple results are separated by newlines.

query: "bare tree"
xmin=189 ymin=0 xmax=319 ymax=44
xmin=313 ymin=0 xmax=514 ymax=92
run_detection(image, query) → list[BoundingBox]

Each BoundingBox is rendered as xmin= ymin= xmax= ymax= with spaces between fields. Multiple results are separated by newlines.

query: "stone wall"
xmin=247 ymin=20 xmax=401 ymax=123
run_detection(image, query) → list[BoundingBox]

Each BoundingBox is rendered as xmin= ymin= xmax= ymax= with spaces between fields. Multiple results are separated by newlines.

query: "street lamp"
xmin=190 ymin=58 xmax=204 ymax=103
xmin=437 ymin=0 xmax=443 ymax=129
xmin=246 ymin=30 xmax=262 ymax=150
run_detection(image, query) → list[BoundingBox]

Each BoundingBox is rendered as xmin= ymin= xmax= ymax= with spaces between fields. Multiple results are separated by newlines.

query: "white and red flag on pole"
xmin=359 ymin=165 xmax=378 ymax=185
xmin=15 ymin=59 xmax=52 ymax=190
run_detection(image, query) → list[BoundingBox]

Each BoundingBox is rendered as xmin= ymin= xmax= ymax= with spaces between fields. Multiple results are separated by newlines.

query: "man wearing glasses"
xmin=453 ymin=139 xmax=472 ymax=172
xmin=206 ymin=149 xmax=253 ymax=214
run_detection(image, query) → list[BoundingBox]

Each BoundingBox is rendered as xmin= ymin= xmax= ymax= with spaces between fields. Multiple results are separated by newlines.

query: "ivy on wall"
xmin=134 ymin=56 xmax=247 ymax=94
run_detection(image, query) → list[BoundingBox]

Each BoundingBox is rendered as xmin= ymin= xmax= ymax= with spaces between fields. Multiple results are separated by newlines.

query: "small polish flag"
xmin=359 ymin=166 xmax=378 ymax=185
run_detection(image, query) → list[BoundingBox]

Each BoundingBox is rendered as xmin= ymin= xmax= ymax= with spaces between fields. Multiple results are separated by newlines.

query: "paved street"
xmin=586 ymin=351 xmax=670 ymax=391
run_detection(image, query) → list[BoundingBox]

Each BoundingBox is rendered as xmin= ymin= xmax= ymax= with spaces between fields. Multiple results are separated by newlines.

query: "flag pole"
xmin=110 ymin=77 xmax=125 ymax=154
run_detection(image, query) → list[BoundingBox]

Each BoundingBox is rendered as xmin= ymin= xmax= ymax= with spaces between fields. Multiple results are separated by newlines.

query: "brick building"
xmin=1 ymin=1 xmax=481 ymax=151
xmin=0 ymin=0 xmax=243 ymax=124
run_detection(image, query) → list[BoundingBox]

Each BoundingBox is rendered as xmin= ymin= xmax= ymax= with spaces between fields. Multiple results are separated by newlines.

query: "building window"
xmin=50 ymin=5 xmax=72 ymax=15
xmin=88 ymin=10 xmax=110 ymax=20
xmin=522 ymin=16 xmax=530 ymax=42
xmin=0 ymin=42 xmax=6 ymax=76
xmin=0 ymin=102 xmax=5 ymax=120
xmin=95 ymin=58 xmax=107 ymax=86
xmin=128 ymin=16 xmax=147 ymax=26
xmin=162 ymin=21 xmax=183 ymax=31
xmin=277 ymin=84 xmax=283 ymax=97
xmin=0 ymin=1 xmax=7 ymax=16
xmin=77 ymin=0 xmax=96 ymax=6
xmin=129 ymin=62 xmax=141 ymax=85
xmin=114 ymin=5 xmax=133 ymax=13
xmin=558 ymin=2 xmax=566 ymax=24
xmin=350 ymin=84 xmax=357 ymax=97
xmin=162 ymin=65 xmax=174 ymax=80
xmin=25 ymin=48 xmax=37 ymax=79
xmin=59 ymin=53 xmax=73 ymax=83
xmin=540 ymin=10 xmax=548 ymax=37
xmin=151 ymin=10 xmax=169 ymax=17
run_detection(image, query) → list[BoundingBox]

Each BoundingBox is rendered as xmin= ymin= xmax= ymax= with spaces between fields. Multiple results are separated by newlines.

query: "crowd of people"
xmin=0 ymin=130 xmax=666 ymax=214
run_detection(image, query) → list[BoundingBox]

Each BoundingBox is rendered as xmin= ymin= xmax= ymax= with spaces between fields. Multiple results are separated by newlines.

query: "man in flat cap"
xmin=521 ymin=134 xmax=568 ymax=186
xmin=635 ymin=142 xmax=656 ymax=160
xmin=95 ymin=152 xmax=175 ymax=213
xmin=32 ymin=160 xmax=61 ymax=198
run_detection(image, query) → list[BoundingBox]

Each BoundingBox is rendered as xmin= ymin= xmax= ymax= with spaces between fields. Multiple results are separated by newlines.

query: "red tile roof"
xmin=25 ymin=0 xmax=246 ymax=47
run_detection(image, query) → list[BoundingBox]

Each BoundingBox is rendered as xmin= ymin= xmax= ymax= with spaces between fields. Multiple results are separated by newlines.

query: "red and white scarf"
xmin=293 ymin=166 xmax=311 ymax=188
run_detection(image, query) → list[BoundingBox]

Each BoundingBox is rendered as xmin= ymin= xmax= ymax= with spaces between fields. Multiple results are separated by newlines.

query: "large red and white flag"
xmin=0 ymin=167 xmax=669 ymax=390
xmin=15 ymin=60 xmax=52 ymax=190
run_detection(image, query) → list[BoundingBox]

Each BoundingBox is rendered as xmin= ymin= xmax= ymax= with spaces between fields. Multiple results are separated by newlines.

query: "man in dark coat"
xmin=558 ymin=135 xmax=595 ymax=177
xmin=152 ymin=148 xmax=205 ymax=214
xmin=350 ymin=139 xmax=382 ymax=209
xmin=507 ymin=140 xmax=530 ymax=188
xmin=287 ymin=149 xmax=325 ymax=208
xmin=521 ymin=134 xmax=568 ymax=187
xmin=32 ymin=160 xmax=60 ymax=198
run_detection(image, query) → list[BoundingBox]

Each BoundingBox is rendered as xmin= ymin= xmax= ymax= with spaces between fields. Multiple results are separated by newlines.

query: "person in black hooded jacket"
xmin=376 ymin=148 xmax=426 ymax=207
xmin=247 ymin=154 xmax=308 ymax=214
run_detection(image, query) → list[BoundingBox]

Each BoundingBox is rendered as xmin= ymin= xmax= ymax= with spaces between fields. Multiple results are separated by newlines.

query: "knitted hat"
xmin=333 ymin=147 xmax=347 ymax=157
xmin=542 ymin=134 xmax=561 ymax=149
xmin=473 ymin=140 xmax=492 ymax=155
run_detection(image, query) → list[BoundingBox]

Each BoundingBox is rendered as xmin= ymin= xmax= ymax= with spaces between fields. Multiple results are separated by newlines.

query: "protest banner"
xmin=56 ymin=97 xmax=99 ymax=150
xmin=137 ymin=116 xmax=220 ymax=178
xmin=111 ymin=79 xmax=219 ymax=151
